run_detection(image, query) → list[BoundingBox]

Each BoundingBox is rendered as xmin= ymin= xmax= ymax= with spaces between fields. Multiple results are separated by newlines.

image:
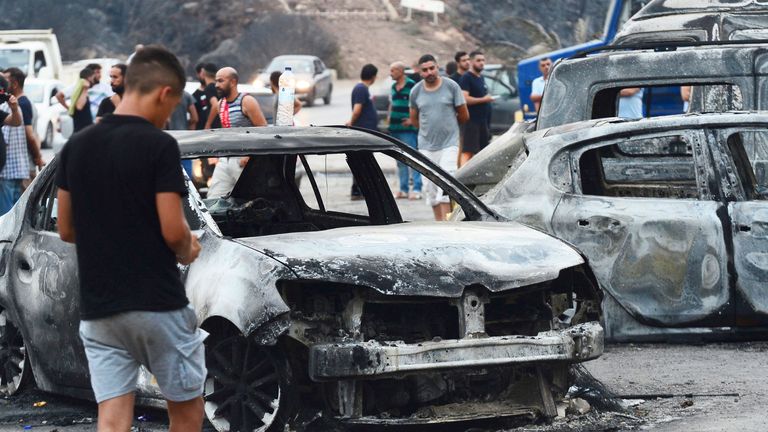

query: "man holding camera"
xmin=0 ymin=73 xmax=25 ymax=215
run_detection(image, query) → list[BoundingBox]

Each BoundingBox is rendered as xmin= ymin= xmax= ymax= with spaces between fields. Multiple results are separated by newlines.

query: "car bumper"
xmin=309 ymin=321 xmax=603 ymax=380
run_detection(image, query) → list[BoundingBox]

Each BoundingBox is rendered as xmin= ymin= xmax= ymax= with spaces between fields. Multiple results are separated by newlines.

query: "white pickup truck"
xmin=0 ymin=29 xmax=63 ymax=80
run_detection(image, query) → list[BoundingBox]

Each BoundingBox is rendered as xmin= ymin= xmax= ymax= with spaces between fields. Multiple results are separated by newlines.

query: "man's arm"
xmin=186 ymin=103 xmax=198 ymax=130
xmin=204 ymin=96 xmax=219 ymax=129
xmin=462 ymin=90 xmax=493 ymax=106
xmin=409 ymin=107 xmax=419 ymax=129
xmin=242 ymin=95 xmax=267 ymax=126
xmin=3 ymin=96 xmax=21 ymax=126
xmin=346 ymin=103 xmax=363 ymax=126
xmin=456 ymin=104 xmax=470 ymax=124
xmin=156 ymin=192 xmax=200 ymax=265
xmin=24 ymin=125 xmax=44 ymax=168
xmin=530 ymin=93 xmax=543 ymax=103
xmin=75 ymin=90 xmax=88 ymax=110
xmin=55 ymin=90 xmax=68 ymax=110
xmin=57 ymin=189 xmax=75 ymax=243
xmin=620 ymin=88 xmax=641 ymax=97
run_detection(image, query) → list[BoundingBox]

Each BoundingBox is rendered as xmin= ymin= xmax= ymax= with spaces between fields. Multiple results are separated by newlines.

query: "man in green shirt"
xmin=388 ymin=61 xmax=422 ymax=200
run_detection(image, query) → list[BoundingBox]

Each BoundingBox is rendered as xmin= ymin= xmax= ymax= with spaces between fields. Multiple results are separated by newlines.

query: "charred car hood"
xmin=237 ymin=222 xmax=585 ymax=297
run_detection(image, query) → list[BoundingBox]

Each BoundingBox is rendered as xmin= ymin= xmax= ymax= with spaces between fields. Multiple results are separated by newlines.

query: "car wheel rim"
xmin=0 ymin=310 xmax=26 ymax=396
xmin=204 ymin=334 xmax=281 ymax=432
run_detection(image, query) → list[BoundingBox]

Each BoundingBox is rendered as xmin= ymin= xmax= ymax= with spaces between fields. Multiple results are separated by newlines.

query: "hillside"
xmin=2 ymin=0 xmax=611 ymax=81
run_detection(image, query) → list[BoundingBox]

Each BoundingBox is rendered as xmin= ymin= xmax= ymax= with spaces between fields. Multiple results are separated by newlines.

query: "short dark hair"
xmin=86 ymin=63 xmax=102 ymax=71
xmin=539 ymin=57 xmax=552 ymax=64
xmin=4 ymin=67 xmax=25 ymax=88
xmin=112 ymin=63 xmax=127 ymax=77
xmin=454 ymin=51 xmax=467 ymax=62
xmin=469 ymin=50 xmax=484 ymax=58
xmin=269 ymin=70 xmax=281 ymax=88
xmin=445 ymin=61 xmax=457 ymax=76
xmin=418 ymin=54 xmax=437 ymax=65
xmin=125 ymin=45 xmax=185 ymax=95
xmin=360 ymin=64 xmax=378 ymax=81
xmin=79 ymin=67 xmax=95 ymax=79
xmin=195 ymin=62 xmax=205 ymax=73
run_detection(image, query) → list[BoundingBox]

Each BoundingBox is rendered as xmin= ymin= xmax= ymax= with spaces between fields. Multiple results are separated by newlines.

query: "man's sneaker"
xmin=409 ymin=192 xmax=422 ymax=200
xmin=394 ymin=191 xmax=408 ymax=199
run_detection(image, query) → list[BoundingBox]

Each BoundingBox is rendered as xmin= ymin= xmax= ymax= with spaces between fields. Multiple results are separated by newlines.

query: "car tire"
xmin=204 ymin=333 xmax=297 ymax=432
xmin=305 ymin=89 xmax=315 ymax=108
xmin=323 ymin=86 xmax=332 ymax=105
xmin=42 ymin=122 xmax=54 ymax=149
xmin=0 ymin=309 xmax=33 ymax=396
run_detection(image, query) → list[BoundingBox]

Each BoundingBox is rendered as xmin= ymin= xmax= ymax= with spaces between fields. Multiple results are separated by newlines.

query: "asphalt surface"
xmin=22 ymin=81 xmax=768 ymax=431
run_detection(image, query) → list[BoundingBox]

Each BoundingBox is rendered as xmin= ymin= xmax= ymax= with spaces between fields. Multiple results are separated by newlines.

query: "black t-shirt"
xmin=193 ymin=83 xmax=221 ymax=129
xmin=96 ymin=97 xmax=115 ymax=118
xmin=18 ymin=96 xmax=33 ymax=126
xmin=459 ymin=72 xmax=491 ymax=125
xmin=72 ymin=96 xmax=93 ymax=132
xmin=55 ymin=115 xmax=189 ymax=319
xmin=351 ymin=83 xmax=378 ymax=131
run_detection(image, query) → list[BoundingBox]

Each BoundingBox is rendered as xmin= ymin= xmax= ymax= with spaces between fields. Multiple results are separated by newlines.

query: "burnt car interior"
xmin=727 ymin=131 xmax=768 ymax=200
xmin=196 ymin=150 xmax=463 ymax=238
xmin=579 ymin=134 xmax=701 ymax=199
xmin=591 ymin=83 xmax=743 ymax=120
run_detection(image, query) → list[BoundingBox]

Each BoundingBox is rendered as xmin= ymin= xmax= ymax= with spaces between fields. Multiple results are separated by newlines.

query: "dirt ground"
xmin=2 ymin=342 xmax=766 ymax=431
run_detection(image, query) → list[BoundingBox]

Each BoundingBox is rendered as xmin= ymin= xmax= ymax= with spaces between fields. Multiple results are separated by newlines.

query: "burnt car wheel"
xmin=204 ymin=334 xmax=296 ymax=432
xmin=0 ymin=309 xmax=31 ymax=396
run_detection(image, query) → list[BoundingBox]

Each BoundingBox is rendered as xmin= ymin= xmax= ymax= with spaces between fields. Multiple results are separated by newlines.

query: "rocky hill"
xmin=2 ymin=0 xmax=611 ymax=81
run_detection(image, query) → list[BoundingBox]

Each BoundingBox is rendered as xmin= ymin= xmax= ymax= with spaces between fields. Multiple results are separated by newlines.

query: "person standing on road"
xmin=346 ymin=63 xmax=379 ymax=200
xmin=618 ymin=87 xmax=645 ymax=119
xmin=95 ymin=64 xmax=127 ymax=123
xmin=388 ymin=61 xmax=422 ymax=200
xmin=56 ymin=67 xmax=97 ymax=133
xmin=56 ymin=46 xmax=204 ymax=432
xmin=0 ymin=69 xmax=37 ymax=213
xmin=459 ymin=51 xmax=493 ymax=166
xmin=530 ymin=57 xmax=552 ymax=113
xmin=409 ymin=54 xmax=469 ymax=221
xmin=193 ymin=63 xmax=220 ymax=130
xmin=206 ymin=67 xmax=267 ymax=199
xmin=450 ymin=51 xmax=470 ymax=82
xmin=85 ymin=63 xmax=112 ymax=119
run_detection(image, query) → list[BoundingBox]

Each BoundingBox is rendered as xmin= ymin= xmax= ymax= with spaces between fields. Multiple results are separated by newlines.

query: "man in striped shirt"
xmin=388 ymin=62 xmax=421 ymax=200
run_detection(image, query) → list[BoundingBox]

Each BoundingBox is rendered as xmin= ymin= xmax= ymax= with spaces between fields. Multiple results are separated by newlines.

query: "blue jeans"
xmin=391 ymin=131 xmax=422 ymax=193
xmin=0 ymin=179 xmax=23 ymax=215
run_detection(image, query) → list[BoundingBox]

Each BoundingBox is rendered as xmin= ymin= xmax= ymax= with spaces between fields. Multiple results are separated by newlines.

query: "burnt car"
xmin=0 ymin=127 xmax=603 ymax=430
xmin=457 ymin=41 xmax=768 ymax=195
xmin=615 ymin=0 xmax=768 ymax=44
xmin=475 ymin=113 xmax=768 ymax=342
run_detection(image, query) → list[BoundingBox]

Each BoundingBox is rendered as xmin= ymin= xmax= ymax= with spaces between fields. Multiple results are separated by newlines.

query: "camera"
xmin=0 ymin=91 xmax=10 ymax=104
xmin=0 ymin=76 xmax=10 ymax=104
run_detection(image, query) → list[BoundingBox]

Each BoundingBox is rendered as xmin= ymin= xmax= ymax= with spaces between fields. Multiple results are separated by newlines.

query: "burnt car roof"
xmin=615 ymin=0 xmax=768 ymax=43
xmin=170 ymin=126 xmax=398 ymax=157
xmin=531 ymin=111 xmax=768 ymax=151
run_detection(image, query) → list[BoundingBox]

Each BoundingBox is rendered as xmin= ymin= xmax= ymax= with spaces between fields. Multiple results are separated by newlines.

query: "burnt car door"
xmin=9 ymin=166 xmax=90 ymax=388
xmin=551 ymin=130 xmax=732 ymax=329
xmin=718 ymin=129 xmax=768 ymax=326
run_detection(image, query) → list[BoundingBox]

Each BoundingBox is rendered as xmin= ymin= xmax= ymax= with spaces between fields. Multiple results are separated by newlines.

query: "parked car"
xmin=0 ymin=126 xmax=603 ymax=430
xmin=474 ymin=113 xmax=768 ymax=342
xmin=23 ymin=78 xmax=64 ymax=148
xmin=457 ymin=41 xmax=768 ymax=195
xmin=372 ymin=64 xmax=519 ymax=134
xmin=253 ymin=55 xmax=332 ymax=107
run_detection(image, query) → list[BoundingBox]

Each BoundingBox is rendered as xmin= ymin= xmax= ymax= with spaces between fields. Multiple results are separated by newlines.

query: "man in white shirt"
xmin=530 ymin=57 xmax=552 ymax=113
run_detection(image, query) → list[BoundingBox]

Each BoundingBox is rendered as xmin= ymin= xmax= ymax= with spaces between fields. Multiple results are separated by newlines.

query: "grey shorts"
xmin=79 ymin=306 xmax=208 ymax=403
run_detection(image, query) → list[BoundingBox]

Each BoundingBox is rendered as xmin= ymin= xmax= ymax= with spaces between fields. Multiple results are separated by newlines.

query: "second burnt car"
xmin=476 ymin=113 xmax=768 ymax=342
xmin=0 ymin=127 xmax=603 ymax=431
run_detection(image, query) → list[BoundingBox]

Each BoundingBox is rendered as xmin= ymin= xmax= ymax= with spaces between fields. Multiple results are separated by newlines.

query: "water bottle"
xmin=276 ymin=67 xmax=296 ymax=126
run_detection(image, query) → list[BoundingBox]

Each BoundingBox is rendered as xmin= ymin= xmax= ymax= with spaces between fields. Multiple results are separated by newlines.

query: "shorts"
xmin=79 ymin=306 xmax=208 ymax=403
xmin=462 ymin=121 xmax=491 ymax=154
xmin=420 ymin=146 xmax=459 ymax=207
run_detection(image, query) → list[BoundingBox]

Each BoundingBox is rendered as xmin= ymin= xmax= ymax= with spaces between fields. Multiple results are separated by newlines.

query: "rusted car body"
xmin=476 ymin=113 xmax=768 ymax=342
xmin=0 ymin=127 xmax=603 ymax=430
xmin=457 ymin=42 xmax=768 ymax=195
xmin=615 ymin=0 xmax=768 ymax=44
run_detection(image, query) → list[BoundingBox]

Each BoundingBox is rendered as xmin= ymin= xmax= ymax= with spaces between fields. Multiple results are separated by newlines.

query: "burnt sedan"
xmin=0 ymin=127 xmax=603 ymax=431
xmin=476 ymin=113 xmax=768 ymax=342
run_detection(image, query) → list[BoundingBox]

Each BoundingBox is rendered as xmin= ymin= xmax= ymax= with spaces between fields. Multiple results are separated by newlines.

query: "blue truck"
xmin=517 ymin=0 xmax=684 ymax=120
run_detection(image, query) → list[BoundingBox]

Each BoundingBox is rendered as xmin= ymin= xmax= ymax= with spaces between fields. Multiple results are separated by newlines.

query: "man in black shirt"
xmin=192 ymin=62 xmax=220 ymax=129
xmin=56 ymin=46 xmax=204 ymax=431
xmin=95 ymin=63 xmax=126 ymax=123
xmin=459 ymin=50 xmax=494 ymax=166
xmin=451 ymin=51 xmax=470 ymax=83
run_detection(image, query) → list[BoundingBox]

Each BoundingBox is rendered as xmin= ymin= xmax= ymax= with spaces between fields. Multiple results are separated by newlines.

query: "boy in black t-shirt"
xmin=56 ymin=46 xmax=204 ymax=431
